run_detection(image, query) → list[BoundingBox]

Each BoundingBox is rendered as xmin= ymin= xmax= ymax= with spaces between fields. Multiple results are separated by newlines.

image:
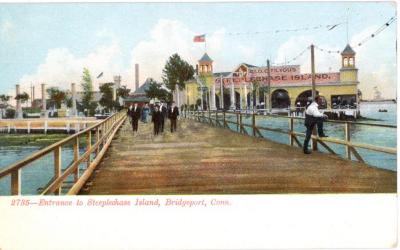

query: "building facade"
xmin=182 ymin=44 xmax=359 ymax=110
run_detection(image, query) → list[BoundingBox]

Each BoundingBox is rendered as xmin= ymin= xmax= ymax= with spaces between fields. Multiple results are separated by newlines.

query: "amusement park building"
xmin=178 ymin=44 xmax=359 ymax=110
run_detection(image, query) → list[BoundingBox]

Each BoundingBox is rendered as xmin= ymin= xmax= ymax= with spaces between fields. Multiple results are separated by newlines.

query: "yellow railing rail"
xmin=183 ymin=109 xmax=396 ymax=164
xmin=0 ymin=111 xmax=127 ymax=195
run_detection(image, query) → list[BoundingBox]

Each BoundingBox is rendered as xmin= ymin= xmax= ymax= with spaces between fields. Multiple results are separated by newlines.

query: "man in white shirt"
xmin=303 ymin=96 xmax=328 ymax=154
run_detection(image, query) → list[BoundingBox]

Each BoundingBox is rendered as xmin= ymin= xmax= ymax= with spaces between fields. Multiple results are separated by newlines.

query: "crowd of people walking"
xmin=127 ymin=101 xmax=180 ymax=136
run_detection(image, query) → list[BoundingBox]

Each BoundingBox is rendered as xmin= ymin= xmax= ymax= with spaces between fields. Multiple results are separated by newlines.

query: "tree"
xmin=0 ymin=95 xmax=11 ymax=104
xmin=145 ymin=79 xmax=170 ymax=102
xmin=47 ymin=87 xmax=66 ymax=109
xmin=99 ymin=83 xmax=115 ymax=112
xmin=117 ymin=86 xmax=131 ymax=99
xmin=80 ymin=68 xmax=96 ymax=116
xmin=162 ymin=54 xmax=195 ymax=96
xmin=15 ymin=92 xmax=29 ymax=106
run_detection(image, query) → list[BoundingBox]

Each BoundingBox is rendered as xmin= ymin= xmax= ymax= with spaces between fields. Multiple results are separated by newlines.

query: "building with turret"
xmin=180 ymin=44 xmax=360 ymax=110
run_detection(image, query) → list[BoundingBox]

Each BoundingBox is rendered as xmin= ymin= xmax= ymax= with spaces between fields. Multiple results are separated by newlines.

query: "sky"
xmin=0 ymin=1 xmax=397 ymax=101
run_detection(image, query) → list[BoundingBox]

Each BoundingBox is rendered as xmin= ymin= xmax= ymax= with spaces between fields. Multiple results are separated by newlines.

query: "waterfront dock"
xmin=81 ymin=118 xmax=396 ymax=195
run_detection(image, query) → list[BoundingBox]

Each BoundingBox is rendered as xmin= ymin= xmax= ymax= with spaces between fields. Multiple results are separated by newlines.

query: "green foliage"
xmin=15 ymin=92 xmax=29 ymax=103
xmin=47 ymin=87 xmax=66 ymax=109
xmin=145 ymin=79 xmax=170 ymax=102
xmin=117 ymin=85 xmax=130 ymax=99
xmin=99 ymin=83 xmax=115 ymax=112
xmin=22 ymin=107 xmax=41 ymax=113
xmin=162 ymin=54 xmax=195 ymax=92
xmin=80 ymin=68 xmax=96 ymax=116
xmin=5 ymin=109 xmax=15 ymax=118
xmin=0 ymin=94 xmax=11 ymax=103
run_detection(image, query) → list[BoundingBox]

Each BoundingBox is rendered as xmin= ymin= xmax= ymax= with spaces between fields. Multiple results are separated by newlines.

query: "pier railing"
xmin=183 ymin=109 xmax=396 ymax=166
xmin=0 ymin=118 xmax=99 ymax=134
xmin=0 ymin=111 xmax=127 ymax=195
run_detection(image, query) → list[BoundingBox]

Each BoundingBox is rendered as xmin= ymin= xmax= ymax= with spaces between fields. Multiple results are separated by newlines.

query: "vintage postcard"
xmin=0 ymin=1 xmax=397 ymax=249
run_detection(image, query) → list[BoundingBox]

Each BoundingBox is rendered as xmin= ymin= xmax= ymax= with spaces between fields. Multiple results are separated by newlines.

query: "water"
xmin=225 ymin=102 xmax=397 ymax=171
xmin=0 ymin=144 xmax=88 ymax=195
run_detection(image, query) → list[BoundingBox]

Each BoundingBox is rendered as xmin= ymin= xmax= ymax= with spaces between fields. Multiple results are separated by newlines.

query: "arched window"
xmin=349 ymin=57 xmax=354 ymax=67
xmin=343 ymin=57 xmax=348 ymax=67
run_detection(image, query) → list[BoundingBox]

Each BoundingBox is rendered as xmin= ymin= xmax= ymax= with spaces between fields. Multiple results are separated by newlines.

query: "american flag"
xmin=193 ymin=34 xmax=205 ymax=42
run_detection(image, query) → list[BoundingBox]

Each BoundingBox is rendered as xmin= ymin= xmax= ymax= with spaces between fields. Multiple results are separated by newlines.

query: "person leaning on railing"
xmin=303 ymin=96 xmax=329 ymax=154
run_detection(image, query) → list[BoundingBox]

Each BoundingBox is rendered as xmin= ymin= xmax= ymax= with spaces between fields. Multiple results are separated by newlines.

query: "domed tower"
xmin=198 ymin=53 xmax=213 ymax=75
xmin=340 ymin=44 xmax=358 ymax=83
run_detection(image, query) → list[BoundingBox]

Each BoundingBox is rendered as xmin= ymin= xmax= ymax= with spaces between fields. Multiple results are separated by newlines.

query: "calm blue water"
xmin=223 ymin=102 xmax=397 ymax=171
xmin=0 ymin=145 xmax=89 ymax=195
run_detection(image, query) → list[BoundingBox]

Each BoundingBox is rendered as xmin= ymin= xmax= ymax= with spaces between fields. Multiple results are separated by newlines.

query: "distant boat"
xmin=378 ymin=109 xmax=388 ymax=112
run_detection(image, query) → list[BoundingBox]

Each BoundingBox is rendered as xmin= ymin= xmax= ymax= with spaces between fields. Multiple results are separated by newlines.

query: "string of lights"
xmin=205 ymin=22 xmax=344 ymax=37
xmin=354 ymin=16 xmax=396 ymax=47
xmin=314 ymin=45 xmax=341 ymax=54
xmin=272 ymin=46 xmax=310 ymax=66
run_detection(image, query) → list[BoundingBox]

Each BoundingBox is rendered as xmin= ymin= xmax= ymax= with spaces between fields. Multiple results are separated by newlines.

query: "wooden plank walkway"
xmin=81 ymin=119 xmax=396 ymax=194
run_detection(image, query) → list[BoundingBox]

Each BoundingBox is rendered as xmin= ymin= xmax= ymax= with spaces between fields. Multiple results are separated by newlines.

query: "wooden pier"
xmin=81 ymin=118 xmax=396 ymax=195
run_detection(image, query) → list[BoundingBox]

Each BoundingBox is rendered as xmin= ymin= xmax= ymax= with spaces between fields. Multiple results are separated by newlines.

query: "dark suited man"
xmin=152 ymin=105 xmax=162 ymax=135
xmin=130 ymin=103 xmax=141 ymax=133
xmin=168 ymin=101 xmax=179 ymax=133
xmin=303 ymin=96 xmax=329 ymax=154
xmin=160 ymin=102 xmax=167 ymax=133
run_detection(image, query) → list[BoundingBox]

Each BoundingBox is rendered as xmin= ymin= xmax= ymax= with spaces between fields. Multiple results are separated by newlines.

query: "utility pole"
xmin=267 ymin=59 xmax=271 ymax=113
xmin=311 ymin=44 xmax=316 ymax=100
xmin=310 ymin=44 xmax=317 ymax=151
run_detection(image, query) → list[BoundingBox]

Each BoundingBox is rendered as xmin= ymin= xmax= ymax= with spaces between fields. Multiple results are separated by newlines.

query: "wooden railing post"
xmin=96 ymin=127 xmax=100 ymax=155
xmin=223 ymin=110 xmax=226 ymax=128
xmin=252 ymin=111 xmax=256 ymax=137
xmin=73 ymin=136 xmax=79 ymax=182
xmin=86 ymin=130 xmax=92 ymax=168
xmin=11 ymin=169 xmax=21 ymax=195
xmin=289 ymin=117 xmax=294 ymax=146
xmin=239 ymin=112 xmax=243 ymax=133
xmin=54 ymin=146 xmax=61 ymax=195
xmin=345 ymin=122 xmax=351 ymax=159
xmin=312 ymin=127 xmax=318 ymax=151
xmin=236 ymin=112 xmax=239 ymax=132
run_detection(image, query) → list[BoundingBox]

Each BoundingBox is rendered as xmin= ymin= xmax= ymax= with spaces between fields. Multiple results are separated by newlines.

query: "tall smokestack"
xmin=135 ymin=64 xmax=139 ymax=91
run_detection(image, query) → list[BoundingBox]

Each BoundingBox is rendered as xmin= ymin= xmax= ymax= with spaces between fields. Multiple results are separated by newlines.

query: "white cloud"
xmin=130 ymin=19 xmax=226 ymax=85
xmin=17 ymin=34 xmax=123 ymax=97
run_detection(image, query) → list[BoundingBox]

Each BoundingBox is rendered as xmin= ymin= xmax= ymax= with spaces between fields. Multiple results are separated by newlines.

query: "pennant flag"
xmin=97 ymin=72 xmax=103 ymax=79
xmin=193 ymin=34 xmax=205 ymax=42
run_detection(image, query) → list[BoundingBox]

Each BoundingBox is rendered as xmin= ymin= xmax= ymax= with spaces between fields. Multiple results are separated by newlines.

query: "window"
xmin=343 ymin=57 xmax=348 ymax=67
xmin=349 ymin=57 xmax=354 ymax=66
